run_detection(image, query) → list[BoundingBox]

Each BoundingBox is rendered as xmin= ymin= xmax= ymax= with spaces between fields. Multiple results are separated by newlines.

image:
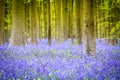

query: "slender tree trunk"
xmin=76 ymin=0 xmax=82 ymax=45
xmin=95 ymin=0 xmax=98 ymax=38
xmin=51 ymin=1 xmax=55 ymax=39
xmin=108 ymin=12 xmax=111 ymax=45
xmin=37 ymin=1 xmax=41 ymax=42
xmin=54 ymin=0 xmax=57 ymax=40
xmin=25 ymin=2 xmax=30 ymax=44
xmin=48 ymin=0 xmax=51 ymax=46
xmin=70 ymin=0 xmax=74 ymax=44
xmin=29 ymin=0 xmax=37 ymax=45
xmin=56 ymin=0 xmax=62 ymax=44
xmin=65 ymin=0 xmax=69 ymax=40
xmin=9 ymin=0 xmax=26 ymax=46
xmin=0 ymin=0 xmax=5 ymax=45
xmin=43 ymin=0 xmax=48 ymax=38
xmin=63 ymin=0 xmax=68 ymax=41
xmin=83 ymin=0 xmax=96 ymax=56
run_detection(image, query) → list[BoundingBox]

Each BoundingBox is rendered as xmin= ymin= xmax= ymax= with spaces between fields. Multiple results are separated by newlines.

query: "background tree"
xmin=43 ymin=0 xmax=48 ymax=38
xmin=69 ymin=0 xmax=74 ymax=44
xmin=62 ymin=0 xmax=68 ymax=41
xmin=0 ymin=0 xmax=119 ymax=55
xmin=9 ymin=0 xmax=26 ymax=46
xmin=0 ymin=0 xmax=5 ymax=45
xmin=29 ymin=0 xmax=38 ymax=45
xmin=48 ymin=0 xmax=51 ymax=46
xmin=56 ymin=0 xmax=63 ymax=44
xmin=75 ymin=0 xmax=82 ymax=45
xmin=83 ymin=0 xmax=96 ymax=56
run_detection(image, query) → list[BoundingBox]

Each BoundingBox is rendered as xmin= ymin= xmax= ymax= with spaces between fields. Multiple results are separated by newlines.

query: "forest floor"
xmin=0 ymin=39 xmax=120 ymax=80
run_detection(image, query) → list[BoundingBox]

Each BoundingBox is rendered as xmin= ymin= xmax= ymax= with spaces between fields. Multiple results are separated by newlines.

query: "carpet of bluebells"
xmin=0 ymin=39 xmax=120 ymax=80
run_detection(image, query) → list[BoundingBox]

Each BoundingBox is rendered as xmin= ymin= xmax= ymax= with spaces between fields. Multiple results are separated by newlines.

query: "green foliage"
xmin=110 ymin=27 xmax=115 ymax=35
xmin=64 ymin=51 xmax=72 ymax=58
xmin=116 ymin=22 xmax=120 ymax=28
xmin=16 ymin=78 xmax=22 ymax=80
xmin=49 ymin=73 xmax=56 ymax=80
xmin=0 ymin=73 xmax=2 ymax=77
xmin=24 ymin=0 xmax=31 ymax=3
xmin=97 ymin=0 xmax=120 ymax=38
xmin=36 ymin=0 xmax=43 ymax=2
xmin=4 ymin=14 xmax=11 ymax=30
xmin=5 ymin=0 xmax=11 ymax=4
xmin=85 ymin=63 xmax=91 ymax=69
xmin=40 ymin=75 xmax=45 ymax=80
xmin=83 ymin=77 xmax=89 ymax=80
xmin=117 ymin=0 xmax=120 ymax=3
xmin=2 ymin=55 xmax=5 ymax=60
xmin=50 ymin=49 xmax=55 ymax=53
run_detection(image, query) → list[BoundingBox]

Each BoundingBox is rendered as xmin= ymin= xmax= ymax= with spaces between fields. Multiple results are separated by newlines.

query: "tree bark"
xmin=48 ymin=0 xmax=51 ymax=46
xmin=56 ymin=0 xmax=62 ymax=44
xmin=83 ymin=0 xmax=96 ymax=56
xmin=0 ymin=0 xmax=5 ymax=45
xmin=25 ymin=2 xmax=30 ymax=44
xmin=70 ymin=0 xmax=74 ymax=44
xmin=43 ymin=0 xmax=48 ymax=38
xmin=9 ymin=0 xmax=26 ymax=46
xmin=76 ymin=0 xmax=82 ymax=45
xmin=63 ymin=0 xmax=68 ymax=41
xmin=29 ymin=0 xmax=37 ymax=45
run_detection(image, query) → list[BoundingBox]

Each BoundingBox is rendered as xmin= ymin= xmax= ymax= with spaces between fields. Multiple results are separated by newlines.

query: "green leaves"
xmin=39 ymin=75 xmax=45 ymax=80
xmin=64 ymin=51 xmax=72 ymax=58
xmin=0 ymin=73 xmax=2 ymax=77
xmin=49 ymin=73 xmax=60 ymax=80
xmin=85 ymin=63 xmax=91 ymax=69
xmin=24 ymin=0 xmax=31 ymax=4
xmin=36 ymin=0 xmax=43 ymax=2
xmin=83 ymin=77 xmax=94 ymax=80
xmin=110 ymin=27 xmax=115 ymax=35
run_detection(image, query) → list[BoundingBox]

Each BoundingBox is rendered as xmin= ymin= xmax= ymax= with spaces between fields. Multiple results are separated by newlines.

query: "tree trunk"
xmin=95 ymin=0 xmax=98 ymax=38
xmin=37 ymin=1 xmax=41 ymax=42
xmin=29 ymin=0 xmax=37 ymax=45
xmin=63 ymin=0 xmax=68 ymax=41
xmin=25 ymin=2 xmax=30 ymax=44
xmin=9 ymin=0 xmax=26 ymax=46
xmin=70 ymin=0 xmax=74 ymax=44
xmin=76 ymin=0 xmax=82 ymax=45
xmin=54 ymin=0 xmax=57 ymax=40
xmin=0 ymin=0 xmax=5 ymax=45
xmin=56 ymin=0 xmax=62 ymax=44
xmin=43 ymin=0 xmax=48 ymax=38
xmin=83 ymin=0 xmax=96 ymax=56
xmin=48 ymin=0 xmax=51 ymax=46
